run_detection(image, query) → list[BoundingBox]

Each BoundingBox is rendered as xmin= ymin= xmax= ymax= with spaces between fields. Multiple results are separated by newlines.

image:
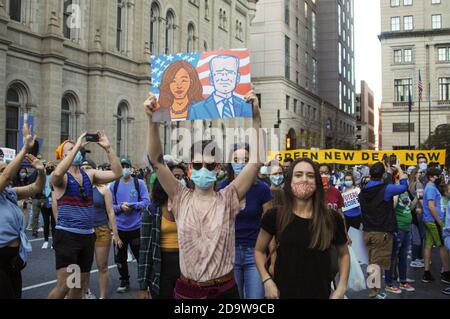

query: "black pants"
xmin=0 ymin=247 xmax=23 ymax=299
xmin=114 ymin=229 xmax=140 ymax=282
xmin=41 ymin=206 xmax=56 ymax=242
xmin=345 ymin=215 xmax=362 ymax=232
xmin=156 ymin=251 xmax=181 ymax=299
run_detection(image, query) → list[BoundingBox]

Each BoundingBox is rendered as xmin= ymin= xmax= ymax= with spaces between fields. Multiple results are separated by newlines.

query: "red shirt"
xmin=326 ymin=187 xmax=344 ymax=212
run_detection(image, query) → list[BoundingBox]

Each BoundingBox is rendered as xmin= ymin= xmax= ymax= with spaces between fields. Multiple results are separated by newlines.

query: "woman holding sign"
xmin=341 ymin=173 xmax=362 ymax=231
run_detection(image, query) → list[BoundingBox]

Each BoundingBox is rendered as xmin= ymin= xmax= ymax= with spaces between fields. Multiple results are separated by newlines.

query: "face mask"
xmin=232 ymin=163 xmax=246 ymax=176
xmin=291 ymin=181 xmax=316 ymax=200
xmin=179 ymin=178 xmax=187 ymax=187
xmin=123 ymin=168 xmax=132 ymax=179
xmin=270 ymin=175 xmax=284 ymax=186
xmin=419 ymin=163 xmax=427 ymax=171
xmin=20 ymin=172 xmax=27 ymax=179
xmin=344 ymin=181 xmax=354 ymax=188
xmin=72 ymin=152 xmax=83 ymax=166
xmin=191 ymin=168 xmax=217 ymax=190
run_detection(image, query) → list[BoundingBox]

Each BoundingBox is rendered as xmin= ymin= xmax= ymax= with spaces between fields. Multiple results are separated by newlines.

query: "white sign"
xmin=0 ymin=148 xmax=16 ymax=162
xmin=342 ymin=188 xmax=360 ymax=212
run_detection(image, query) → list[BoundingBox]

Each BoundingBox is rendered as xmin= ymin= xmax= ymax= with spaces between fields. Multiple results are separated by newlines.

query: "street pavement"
xmin=22 ymin=230 xmax=449 ymax=299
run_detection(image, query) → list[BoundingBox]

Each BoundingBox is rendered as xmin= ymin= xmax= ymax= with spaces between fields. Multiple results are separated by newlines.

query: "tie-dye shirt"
xmin=172 ymin=182 xmax=240 ymax=282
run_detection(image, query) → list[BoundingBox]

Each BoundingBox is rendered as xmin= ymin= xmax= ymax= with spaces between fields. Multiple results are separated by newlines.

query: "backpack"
xmin=113 ymin=178 xmax=142 ymax=205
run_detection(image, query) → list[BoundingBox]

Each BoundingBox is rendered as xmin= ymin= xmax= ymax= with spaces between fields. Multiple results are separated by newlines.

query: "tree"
xmin=423 ymin=124 xmax=450 ymax=167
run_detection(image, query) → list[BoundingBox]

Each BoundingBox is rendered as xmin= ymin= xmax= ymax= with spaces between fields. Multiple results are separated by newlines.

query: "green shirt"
xmin=395 ymin=192 xmax=413 ymax=232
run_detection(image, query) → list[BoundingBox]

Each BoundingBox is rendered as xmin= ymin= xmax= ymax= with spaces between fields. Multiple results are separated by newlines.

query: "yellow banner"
xmin=268 ymin=149 xmax=446 ymax=166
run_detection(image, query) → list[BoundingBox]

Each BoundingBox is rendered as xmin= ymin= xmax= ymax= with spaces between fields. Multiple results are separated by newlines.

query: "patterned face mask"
xmin=291 ymin=181 xmax=316 ymax=200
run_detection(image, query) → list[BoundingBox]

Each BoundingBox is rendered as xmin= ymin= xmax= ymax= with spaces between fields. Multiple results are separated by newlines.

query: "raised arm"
xmin=231 ymin=91 xmax=262 ymax=201
xmin=0 ymin=124 xmax=35 ymax=192
xmin=92 ymin=131 xmax=123 ymax=185
xmin=14 ymin=154 xmax=46 ymax=201
xmin=52 ymin=133 xmax=86 ymax=188
xmin=144 ymin=93 xmax=178 ymax=199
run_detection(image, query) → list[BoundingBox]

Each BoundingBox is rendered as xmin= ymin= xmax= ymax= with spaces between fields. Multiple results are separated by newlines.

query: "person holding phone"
xmin=48 ymin=131 xmax=122 ymax=299
xmin=110 ymin=157 xmax=150 ymax=293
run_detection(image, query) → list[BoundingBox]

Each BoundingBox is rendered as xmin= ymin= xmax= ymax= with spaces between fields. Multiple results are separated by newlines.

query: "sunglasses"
xmin=79 ymin=185 xmax=89 ymax=202
xmin=192 ymin=162 xmax=217 ymax=171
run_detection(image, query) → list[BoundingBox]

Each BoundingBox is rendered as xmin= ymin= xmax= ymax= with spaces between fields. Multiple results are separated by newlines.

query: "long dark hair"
xmin=278 ymin=158 xmax=335 ymax=251
xmin=151 ymin=178 xmax=168 ymax=206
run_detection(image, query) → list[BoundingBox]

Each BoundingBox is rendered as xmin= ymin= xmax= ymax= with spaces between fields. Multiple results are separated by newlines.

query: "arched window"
xmin=60 ymin=93 xmax=78 ymax=143
xmin=219 ymin=9 xmax=223 ymax=28
xmin=5 ymin=87 xmax=21 ymax=150
xmin=116 ymin=102 xmax=129 ymax=157
xmin=203 ymin=40 xmax=208 ymax=51
xmin=187 ymin=23 xmax=195 ymax=52
xmin=205 ymin=0 xmax=209 ymax=19
xmin=150 ymin=2 xmax=160 ymax=54
xmin=165 ymin=10 xmax=174 ymax=54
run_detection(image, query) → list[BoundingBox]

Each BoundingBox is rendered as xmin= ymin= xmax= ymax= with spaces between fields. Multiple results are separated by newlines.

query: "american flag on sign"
xmin=418 ymin=70 xmax=423 ymax=102
xmin=151 ymin=49 xmax=251 ymax=106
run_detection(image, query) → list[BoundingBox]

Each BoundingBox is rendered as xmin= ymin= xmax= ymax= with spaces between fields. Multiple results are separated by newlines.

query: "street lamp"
xmin=274 ymin=110 xmax=300 ymax=150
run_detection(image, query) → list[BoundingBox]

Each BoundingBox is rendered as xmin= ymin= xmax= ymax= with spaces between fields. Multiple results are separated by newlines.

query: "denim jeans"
xmin=234 ymin=246 xmax=264 ymax=299
xmin=385 ymin=230 xmax=411 ymax=286
xmin=411 ymin=212 xmax=425 ymax=261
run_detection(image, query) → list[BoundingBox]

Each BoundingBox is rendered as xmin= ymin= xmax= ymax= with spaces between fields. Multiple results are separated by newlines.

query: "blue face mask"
xmin=232 ymin=163 xmax=247 ymax=176
xmin=270 ymin=175 xmax=284 ymax=186
xmin=179 ymin=179 xmax=187 ymax=187
xmin=344 ymin=181 xmax=354 ymax=188
xmin=191 ymin=168 xmax=217 ymax=190
xmin=123 ymin=168 xmax=132 ymax=179
xmin=19 ymin=172 xmax=27 ymax=179
xmin=72 ymin=152 xmax=83 ymax=166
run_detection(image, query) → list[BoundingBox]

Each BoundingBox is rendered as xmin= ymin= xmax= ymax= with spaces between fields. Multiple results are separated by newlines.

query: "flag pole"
xmin=428 ymin=82 xmax=432 ymax=149
xmin=418 ymin=70 xmax=422 ymax=150
xmin=408 ymin=90 xmax=411 ymax=150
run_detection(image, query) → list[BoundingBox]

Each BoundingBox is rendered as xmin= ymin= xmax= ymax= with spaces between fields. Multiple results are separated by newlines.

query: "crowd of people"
xmin=0 ymin=91 xmax=450 ymax=299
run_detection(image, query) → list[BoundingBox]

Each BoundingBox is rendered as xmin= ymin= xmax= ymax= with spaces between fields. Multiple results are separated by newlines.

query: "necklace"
xmin=170 ymin=103 xmax=188 ymax=115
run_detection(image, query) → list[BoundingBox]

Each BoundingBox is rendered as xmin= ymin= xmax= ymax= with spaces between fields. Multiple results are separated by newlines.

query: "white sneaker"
xmin=38 ymin=227 xmax=44 ymax=233
xmin=127 ymin=251 xmax=134 ymax=262
xmin=410 ymin=260 xmax=424 ymax=268
xmin=85 ymin=290 xmax=97 ymax=299
xmin=41 ymin=241 xmax=49 ymax=249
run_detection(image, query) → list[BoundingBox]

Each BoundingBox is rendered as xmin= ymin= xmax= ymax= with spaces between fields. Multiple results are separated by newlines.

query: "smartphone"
xmin=85 ymin=133 xmax=100 ymax=142
xmin=30 ymin=140 xmax=39 ymax=157
xmin=389 ymin=154 xmax=397 ymax=166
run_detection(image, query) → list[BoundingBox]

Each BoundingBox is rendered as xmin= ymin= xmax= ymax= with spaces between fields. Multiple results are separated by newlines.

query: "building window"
xmin=304 ymin=1 xmax=308 ymax=19
xmin=296 ymin=18 xmax=299 ymax=35
xmin=285 ymin=0 xmax=290 ymax=26
xmin=438 ymin=47 xmax=450 ymax=61
xmin=63 ymin=0 xmax=73 ymax=39
xmin=404 ymin=16 xmax=413 ymax=30
xmin=404 ymin=49 xmax=412 ymax=63
xmin=286 ymin=95 xmax=290 ymax=111
xmin=391 ymin=17 xmax=400 ymax=31
xmin=116 ymin=0 xmax=124 ymax=51
xmin=338 ymin=4 xmax=341 ymax=36
xmin=439 ymin=77 xmax=450 ymax=101
xmin=312 ymin=11 xmax=316 ymax=50
xmin=432 ymin=0 xmax=441 ymax=4
xmin=9 ymin=0 xmax=22 ymax=22
xmin=5 ymin=88 xmax=21 ymax=151
xmin=312 ymin=58 xmax=317 ymax=90
xmin=116 ymin=102 xmax=128 ymax=157
xmin=391 ymin=0 xmax=400 ymax=6
xmin=187 ymin=23 xmax=195 ymax=52
xmin=432 ymin=14 xmax=441 ymax=29
xmin=394 ymin=50 xmax=402 ymax=64
xmin=296 ymin=44 xmax=299 ymax=62
xmin=165 ymin=11 xmax=175 ymax=54
xmin=404 ymin=0 xmax=412 ymax=5
xmin=285 ymin=35 xmax=290 ymax=80
xmin=338 ymin=42 xmax=342 ymax=74
xmin=61 ymin=97 xmax=71 ymax=143
xmin=150 ymin=2 xmax=160 ymax=54
xmin=394 ymin=78 xmax=412 ymax=102
xmin=296 ymin=71 xmax=299 ymax=85
xmin=294 ymin=99 xmax=298 ymax=114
